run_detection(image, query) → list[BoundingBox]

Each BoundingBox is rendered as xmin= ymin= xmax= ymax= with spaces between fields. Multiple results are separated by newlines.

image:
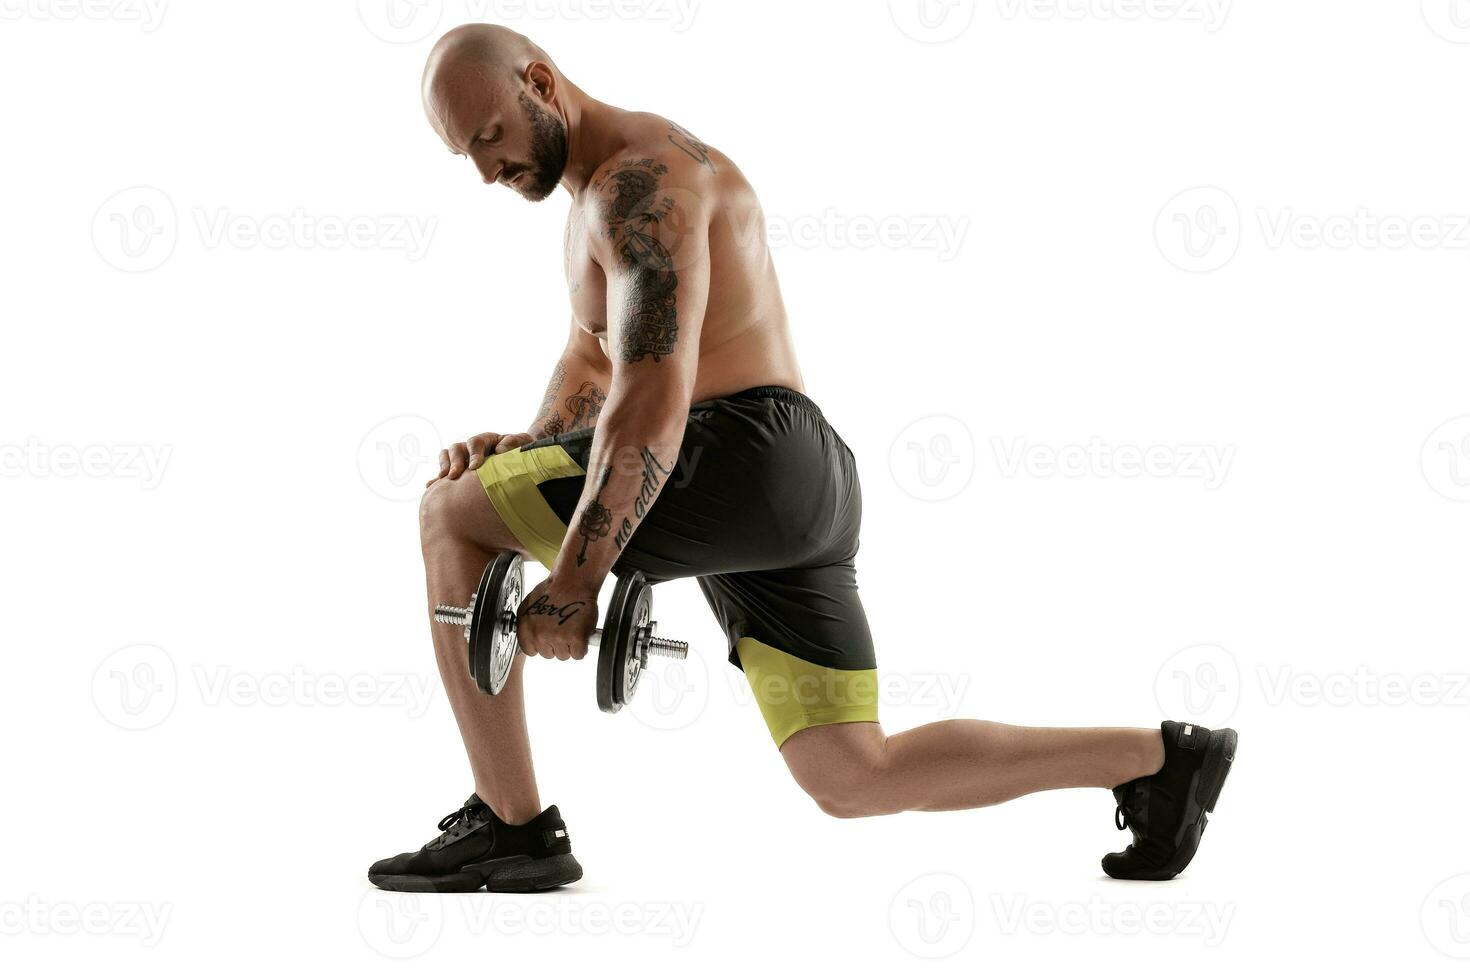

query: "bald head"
xmin=422 ymin=24 xmax=569 ymax=201
xmin=422 ymin=23 xmax=554 ymax=104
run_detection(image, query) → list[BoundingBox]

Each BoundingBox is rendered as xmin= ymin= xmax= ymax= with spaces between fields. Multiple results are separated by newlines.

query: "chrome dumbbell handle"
xmin=433 ymin=603 xmax=475 ymax=642
xmin=432 ymin=605 xmax=687 ymax=661
xmin=433 ymin=604 xmax=473 ymax=625
xmin=635 ymin=624 xmax=689 ymax=660
xmin=582 ymin=623 xmax=690 ymax=661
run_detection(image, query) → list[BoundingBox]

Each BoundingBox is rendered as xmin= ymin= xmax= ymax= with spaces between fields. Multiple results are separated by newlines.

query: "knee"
xmin=784 ymin=734 xmax=888 ymax=819
xmin=420 ymin=472 xmax=517 ymax=555
xmin=808 ymin=782 xmax=879 ymax=819
xmin=419 ymin=479 xmax=464 ymax=550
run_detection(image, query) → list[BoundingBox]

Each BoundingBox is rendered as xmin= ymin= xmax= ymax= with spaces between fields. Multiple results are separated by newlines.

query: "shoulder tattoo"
xmin=667 ymin=123 xmax=717 ymax=174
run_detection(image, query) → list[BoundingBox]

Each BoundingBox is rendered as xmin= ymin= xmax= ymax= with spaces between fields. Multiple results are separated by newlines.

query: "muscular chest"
xmin=564 ymin=206 xmax=608 ymax=346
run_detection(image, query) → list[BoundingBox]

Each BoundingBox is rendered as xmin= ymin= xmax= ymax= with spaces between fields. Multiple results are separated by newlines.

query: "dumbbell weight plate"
xmin=618 ymin=581 xmax=652 ymax=708
xmin=468 ymin=551 xmax=522 ymax=695
xmin=596 ymin=570 xmax=651 ymax=713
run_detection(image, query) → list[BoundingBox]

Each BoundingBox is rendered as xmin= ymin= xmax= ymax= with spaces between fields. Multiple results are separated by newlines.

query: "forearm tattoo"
xmin=533 ymin=363 xmax=606 ymax=438
xmin=564 ymin=381 xmax=606 ymax=431
xmin=575 ymin=466 xmax=615 ymax=567
xmin=534 ymin=360 xmax=567 ymax=435
xmin=667 ymin=123 xmax=717 ymax=174
xmin=613 ymin=447 xmax=673 ymax=551
xmin=592 ymin=159 xmax=680 ymax=364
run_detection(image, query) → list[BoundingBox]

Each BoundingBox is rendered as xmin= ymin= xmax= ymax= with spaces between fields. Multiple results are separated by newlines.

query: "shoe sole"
xmin=370 ymin=853 xmax=584 ymax=893
xmin=1105 ymin=727 xmax=1238 ymax=881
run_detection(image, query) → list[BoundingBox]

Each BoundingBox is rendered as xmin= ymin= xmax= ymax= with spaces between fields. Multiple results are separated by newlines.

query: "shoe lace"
xmin=1115 ymin=780 xmax=1144 ymax=831
xmin=425 ymin=802 xmax=490 ymax=847
xmin=437 ymin=803 xmax=484 ymax=833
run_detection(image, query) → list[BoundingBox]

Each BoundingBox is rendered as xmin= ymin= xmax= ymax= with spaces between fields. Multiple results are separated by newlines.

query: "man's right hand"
xmin=427 ymin=432 xmax=536 ymax=485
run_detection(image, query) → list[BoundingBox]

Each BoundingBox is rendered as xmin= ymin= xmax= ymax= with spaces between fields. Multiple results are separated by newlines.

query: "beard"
xmin=508 ymin=91 xmax=568 ymax=202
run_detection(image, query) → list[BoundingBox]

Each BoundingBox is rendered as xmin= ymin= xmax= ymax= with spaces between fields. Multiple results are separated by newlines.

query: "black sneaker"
xmin=368 ymin=794 xmax=583 ymax=892
xmin=1102 ymin=721 xmax=1238 ymax=881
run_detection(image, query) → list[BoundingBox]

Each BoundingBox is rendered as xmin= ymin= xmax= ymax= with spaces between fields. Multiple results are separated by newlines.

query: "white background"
xmin=3 ymin=0 xmax=1470 ymax=974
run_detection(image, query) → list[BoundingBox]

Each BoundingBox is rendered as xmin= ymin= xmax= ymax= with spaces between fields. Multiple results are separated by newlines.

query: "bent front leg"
xmin=419 ymin=471 xmax=542 ymax=823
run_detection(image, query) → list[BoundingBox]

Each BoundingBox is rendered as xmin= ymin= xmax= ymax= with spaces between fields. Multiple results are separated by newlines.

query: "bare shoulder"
xmin=662 ymin=117 xmax=724 ymax=177
xmin=622 ymin=111 xmax=729 ymax=175
xmin=588 ymin=114 xmax=746 ymax=214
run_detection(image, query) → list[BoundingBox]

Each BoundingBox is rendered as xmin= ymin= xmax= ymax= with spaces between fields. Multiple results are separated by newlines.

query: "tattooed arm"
xmin=527 ymin=319 xmax=612 ymax=440
xmin=515 ymin=155 xmax=711 ymax=659
xmin=554 ymin=156 xmax=710 ymax=584
xmin=431 ymin=322 xmax=609 ymax=484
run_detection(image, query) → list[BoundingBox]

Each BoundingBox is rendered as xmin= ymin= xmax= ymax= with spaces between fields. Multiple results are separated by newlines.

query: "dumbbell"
xmin=433 ymin=551 xmax=689 ymax=713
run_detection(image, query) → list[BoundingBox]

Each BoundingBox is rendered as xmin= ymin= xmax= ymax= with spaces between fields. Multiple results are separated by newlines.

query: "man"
xmin=367 ymin=23 xmax=1238 ymax=892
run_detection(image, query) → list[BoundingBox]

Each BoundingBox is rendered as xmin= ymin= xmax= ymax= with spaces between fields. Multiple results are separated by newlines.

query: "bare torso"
xmin=562 ymin=111 xmax=804 ymax=401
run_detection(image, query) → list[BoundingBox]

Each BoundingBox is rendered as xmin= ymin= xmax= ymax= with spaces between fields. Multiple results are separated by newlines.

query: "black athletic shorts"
xmin=476 ymin=386 xmax=879 ymax=745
